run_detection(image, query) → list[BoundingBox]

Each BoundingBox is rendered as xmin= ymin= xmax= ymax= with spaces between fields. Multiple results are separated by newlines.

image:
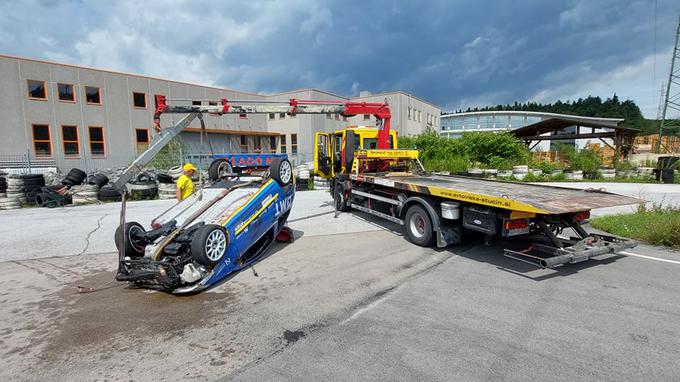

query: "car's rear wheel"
xmin=191 ymin=224 xmax=228 ymax=266
xmin=208 ymin=159 xmax=234 ymax=181
xmin=270 ymin=157 xmax=292 ymax=186
xmin=404 ymin=204 xmax=434 ymax=246
xmin=114 ymin=222 xmax=147 ymax=257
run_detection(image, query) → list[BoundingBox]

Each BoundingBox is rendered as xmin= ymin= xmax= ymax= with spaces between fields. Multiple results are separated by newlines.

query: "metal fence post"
xmin=26 ymin=150 xmax=31 ymax=174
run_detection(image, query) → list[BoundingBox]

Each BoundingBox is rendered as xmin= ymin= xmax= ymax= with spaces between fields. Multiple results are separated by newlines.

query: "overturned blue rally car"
xmin=114 ymin=156 xmax=295 ymax=294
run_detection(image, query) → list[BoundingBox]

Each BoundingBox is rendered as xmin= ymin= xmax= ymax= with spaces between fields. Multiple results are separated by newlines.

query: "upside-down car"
xmin=114 ymin=156 xmax=294 ymax=294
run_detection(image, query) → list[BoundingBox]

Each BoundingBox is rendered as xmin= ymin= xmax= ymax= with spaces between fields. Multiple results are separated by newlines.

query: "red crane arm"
xmin=154 ymin=95 xmax=392 ymax=149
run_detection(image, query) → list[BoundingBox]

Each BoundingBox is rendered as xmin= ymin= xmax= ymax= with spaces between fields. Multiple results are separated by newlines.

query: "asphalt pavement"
xmin=1 ymin=185 xmax=679 ymax=381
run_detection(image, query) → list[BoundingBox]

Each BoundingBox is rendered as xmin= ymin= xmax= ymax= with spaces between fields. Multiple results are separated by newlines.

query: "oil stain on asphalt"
xmin=39 ymin=270 xmax=239 ymax=363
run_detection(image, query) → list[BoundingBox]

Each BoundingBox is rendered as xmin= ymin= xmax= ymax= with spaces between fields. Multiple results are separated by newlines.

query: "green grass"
xmin=590 ymin=204 xmax=680 ymax=249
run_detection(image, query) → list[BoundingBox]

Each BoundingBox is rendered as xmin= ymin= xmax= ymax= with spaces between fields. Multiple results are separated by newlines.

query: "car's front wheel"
xmin=191 ymin=224 xmax=228 ymax=266
xmin=114 ymin=222 xmax=147 ymax=257
xmin=270 ymin=157 xmax=292 ymax=186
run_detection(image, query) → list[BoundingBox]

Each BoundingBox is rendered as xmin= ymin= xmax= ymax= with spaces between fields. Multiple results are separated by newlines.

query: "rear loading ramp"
xmin=352 ymin=173 xmax=642 ymax=215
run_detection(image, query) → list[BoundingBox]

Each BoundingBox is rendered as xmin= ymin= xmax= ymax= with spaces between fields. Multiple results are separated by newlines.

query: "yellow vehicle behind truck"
xmin=314 ymin=127 xmax=641 ymax=268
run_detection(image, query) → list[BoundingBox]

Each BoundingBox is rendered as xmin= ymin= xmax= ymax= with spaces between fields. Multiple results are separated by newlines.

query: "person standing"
xmin=176 ymin=163 xmax=197 ymax=201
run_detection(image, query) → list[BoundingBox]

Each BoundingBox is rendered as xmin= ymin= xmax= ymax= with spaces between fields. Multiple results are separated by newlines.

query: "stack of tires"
xmin=98 ymin=185 xmax=122 ymax=202
xmin=61 ymin=168 xmax=87 ymax=187
xmin=168 ymin=166 xmax=183 ymax=180
xmin=6 ymin=175 xmax=27 ymax=205
xmin=512 ymin=165 xmax=528 ymax=180
xmin=0 ymin=172 xmax=6 ymax=198
xmin=128 ymin=173 xmax=158 ymax=200
xmin=71 ymin=184 xmax=100 ymax=205
xmin=156 ymin=173 xmax=176 ymax=200
xmin=21 ymin=174 xmax=46 ymax=204
xmin=313 ymin=177 xmax=331 ymax=190
xmin=297 ymin=164 xmax=310 ymax=181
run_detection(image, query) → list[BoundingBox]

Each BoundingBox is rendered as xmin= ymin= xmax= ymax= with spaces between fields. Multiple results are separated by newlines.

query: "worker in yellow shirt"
xmin=176 ymin=163 xmax=197 ymax=201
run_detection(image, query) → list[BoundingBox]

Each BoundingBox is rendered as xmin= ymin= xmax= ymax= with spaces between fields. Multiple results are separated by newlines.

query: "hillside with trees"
xmin=445 ymin=95 xmax=672 ymax=135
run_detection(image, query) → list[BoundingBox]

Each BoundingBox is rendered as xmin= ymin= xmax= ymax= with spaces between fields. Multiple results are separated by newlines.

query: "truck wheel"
xmin=208 ymin=159 xmax=233 ymax=181
xmin=270 ymin=157 xmax=292 ymax=186
xmin=405 ymin=205 xmax=434 ymax=246
xmin=334 ymin=184 xmax=351 ymax=212
xmin=191 ymin=224 xmax=228 ymax=266
xmin=114 ymin=222 xmax=146 ymax=257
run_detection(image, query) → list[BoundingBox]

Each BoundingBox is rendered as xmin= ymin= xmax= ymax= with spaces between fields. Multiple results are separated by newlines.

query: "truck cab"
xmin=314 ymin=126 xmax=398 ymax=178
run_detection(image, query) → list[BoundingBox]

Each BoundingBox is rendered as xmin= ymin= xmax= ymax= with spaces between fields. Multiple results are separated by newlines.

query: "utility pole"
xmin=657 ymin=14 xmax=680 ymax=153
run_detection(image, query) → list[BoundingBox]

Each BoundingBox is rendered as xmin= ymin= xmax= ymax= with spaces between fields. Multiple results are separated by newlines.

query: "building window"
xmin=253 ymin=136 xmax=262 ymax=153
xmin=61 ymin=125 xmax=79 ymax=157
xmin=279 ymin=113 xmax=286 ymax=119
xmin=281 ymin=134 xmax=287 ymax=154
xmin=418 ymin=110 xmax=422 ymax=122
xmin=327 ymin=113 xmax=332 ymax=119
xmin=192 ymin=101 xmax=201 ymax=106
xmin=269 ymin=136 xmax=277 ymax=153
xmin=57 ymin=83 xmax=75 ymax=102
xmin=363 ymin=114 xmax=370 ymax=120
xmin=407 ymin=108 xmax=412 ymax=120
xmin=335 ymin=114 xmax=340 ymax=120
xmin=88 ymin=126 xmax=105 ymax=157
xmin=27 ymin=80 xmax=47 ymax=100
xmin=269 ymin=113 xmax=275 ymax=120
xmin=343 ymin=116 xmax=348 ymax=121
xmin=85 ymin=86 xmax=101 ymax=104
xmin=208 ymin=101 xmax=217 ymax=106
xmin=239 ymin=113 xmax=248 ymax=119
xmin=291 ymin=133 xmax=298 ymax=155
xmin=135 ymin=129 xmax=150 ymax=153
xmin=32 ymin=124 xmax=51 ymax=157
xmin=133 ymin=92 xmax=146 ymax=108
xmin=240 ymin=135 xmax=248 ymax=152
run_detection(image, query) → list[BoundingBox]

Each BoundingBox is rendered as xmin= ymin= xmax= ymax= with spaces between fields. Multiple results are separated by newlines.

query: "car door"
xmin=314 ymin=132 xmax=333 ymax=178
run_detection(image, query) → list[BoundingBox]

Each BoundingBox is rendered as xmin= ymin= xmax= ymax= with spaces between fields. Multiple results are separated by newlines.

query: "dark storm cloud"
xmin=0 ymin=0 xmax=678 ymax=116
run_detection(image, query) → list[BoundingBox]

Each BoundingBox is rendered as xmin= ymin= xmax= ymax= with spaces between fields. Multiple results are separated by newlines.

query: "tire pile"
xmin=127 ymin=173 xmax=158 ymax=200
xmin=0 ymin=172 xmax=6 ymax=198
xmin=156 ymin=173 xmax=176 ymax=200
xmin=0 ymin=172 xmax=21 ymax=210
xmin=6 ymin=175 xmax=27 ymax=205
xmin=22 ymin=174 xmax=46 ymax=204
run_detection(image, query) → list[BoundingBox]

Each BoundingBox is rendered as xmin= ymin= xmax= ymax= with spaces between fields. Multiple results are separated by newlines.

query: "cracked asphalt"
xmin=1 ymin=189 xmax=679 ymax=381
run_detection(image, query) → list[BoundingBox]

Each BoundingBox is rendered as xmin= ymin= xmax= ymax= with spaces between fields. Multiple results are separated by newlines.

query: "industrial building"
xmin=0 ymin=54 xmax=440 ymax=171
xmin=439 ymin=110 xmax=634 ymax=152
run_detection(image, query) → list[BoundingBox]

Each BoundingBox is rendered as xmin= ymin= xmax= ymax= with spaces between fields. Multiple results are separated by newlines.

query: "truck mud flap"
xmin=504 ymin=233 xmax=638 ymax=268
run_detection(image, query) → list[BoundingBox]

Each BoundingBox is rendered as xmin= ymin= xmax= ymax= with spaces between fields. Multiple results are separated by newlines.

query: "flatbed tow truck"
xmin=122 ymin=94 xmax=639 ymax=270
xmin=313 ymin=117 xmax=641 ymax=268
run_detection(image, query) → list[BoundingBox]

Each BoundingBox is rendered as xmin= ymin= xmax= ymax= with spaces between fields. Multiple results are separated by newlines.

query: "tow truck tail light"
xmin=502 ymin=218 xmax=530 ymax=237
xmin=574 ymin=211 xmax=590 ymax=222
xmin=505 ymin=219 xmax=529 ymax=230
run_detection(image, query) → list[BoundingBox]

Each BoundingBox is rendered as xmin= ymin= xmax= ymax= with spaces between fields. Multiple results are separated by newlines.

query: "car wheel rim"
xmin=205 ymin=229 xmax=227 ymax=261
xmin=409 ymin=213 xmax=426 ymax=238
xmin=218 ymin=162 xmax=231 ymax=178
xmin=280 ymin=161 xmax=291 ymax=183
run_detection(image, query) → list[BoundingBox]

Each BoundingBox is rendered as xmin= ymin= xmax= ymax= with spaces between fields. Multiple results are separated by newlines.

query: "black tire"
xmin=136 ymin=172 xmax=153 ymax=183
xmin=270 ymin=157 xmax=292 ymax=186
xmin=20 ymin=174 xmax=43 ymax=180
xmin=190 ymin=224 xmax=228 ymax=266
xmin=208 ymin=159 xmax=233 ymax=181
xmin=88 ymin=173 xmax=109 ymax=188
xmin=99 ymin=185 xmax=122 ymax=198
xmin=333 ymin=184 xmax=351 ymax=212
xmin=114 ymin=222 xmax=146 ymax=257
xmin=67 ymin=168 xmax=87 ymax=178
xmin=156 ymin=173 xmax=173 ymax=184
xmin=404 ymin=204 xmax=434 ymax=247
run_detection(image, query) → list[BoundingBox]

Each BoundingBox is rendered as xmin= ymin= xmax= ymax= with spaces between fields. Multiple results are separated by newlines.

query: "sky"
xmin=1 ymin=0 xmax=679 ymax=118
